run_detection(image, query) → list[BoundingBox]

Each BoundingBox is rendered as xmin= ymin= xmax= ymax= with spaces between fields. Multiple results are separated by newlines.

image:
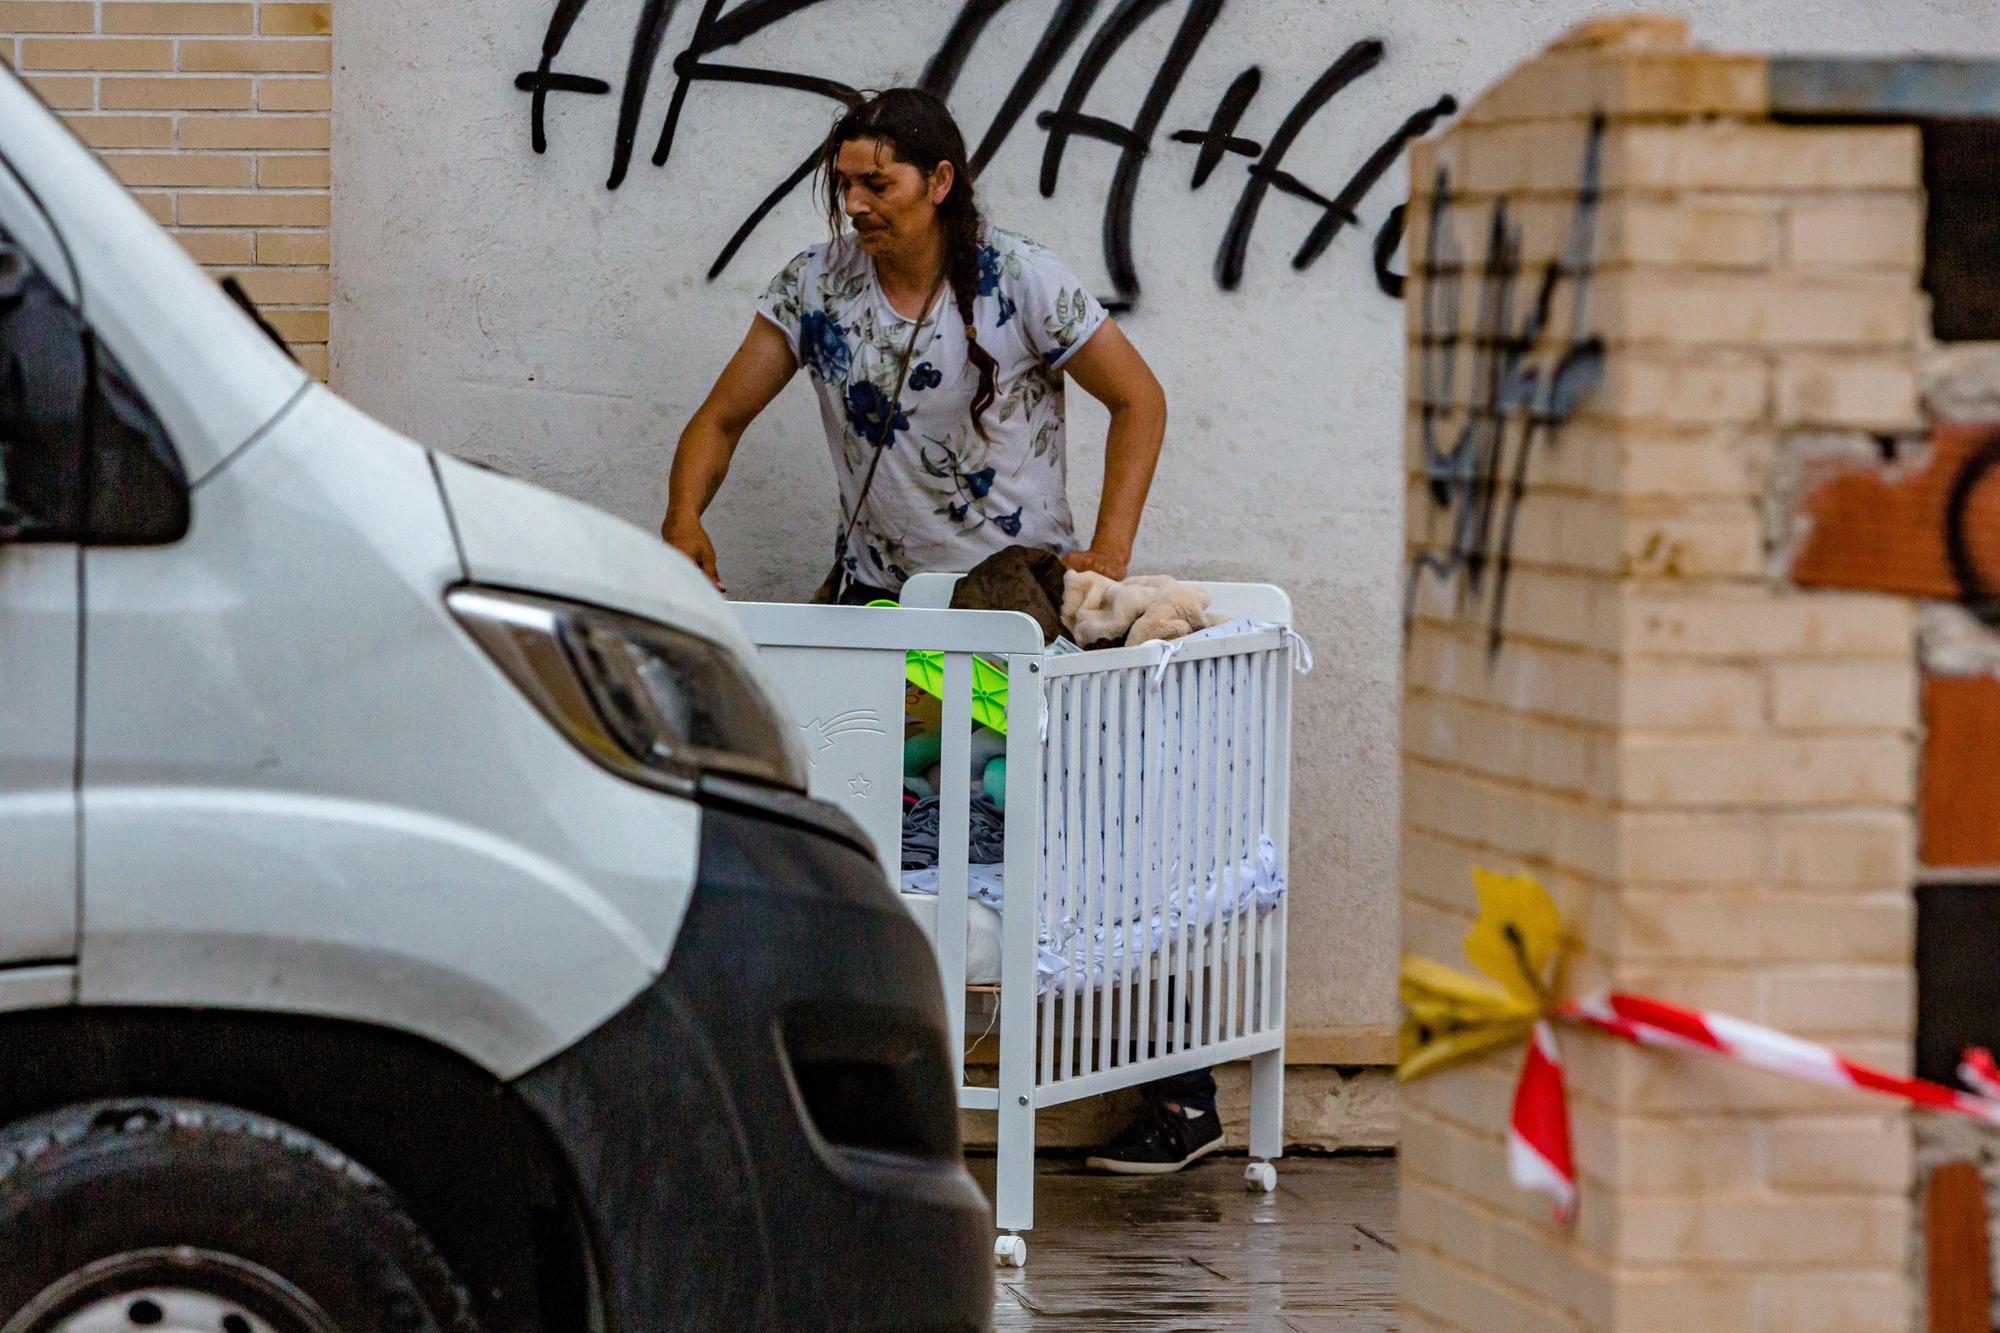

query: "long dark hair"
xmin=820 ymin=88 xmax=996 ymax=441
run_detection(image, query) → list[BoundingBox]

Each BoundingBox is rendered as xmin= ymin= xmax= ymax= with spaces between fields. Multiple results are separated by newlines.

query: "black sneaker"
xmin=1083 ymin=1101 xmax=1224 ymax=1175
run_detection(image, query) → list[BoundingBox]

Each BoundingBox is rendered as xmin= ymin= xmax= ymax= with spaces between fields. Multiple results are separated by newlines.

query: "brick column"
xmin=1399 ymin=16 xmax=1922 ymax=1331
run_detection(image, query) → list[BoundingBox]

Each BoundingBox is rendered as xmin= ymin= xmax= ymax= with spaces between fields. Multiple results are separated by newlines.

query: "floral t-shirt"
xmin=756 ymin=227 xmax=1108 ymax=592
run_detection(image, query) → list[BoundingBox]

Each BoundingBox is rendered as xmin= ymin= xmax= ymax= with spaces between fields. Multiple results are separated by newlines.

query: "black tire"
xmin=0 ymin=1098 xmax=481 ymax=1333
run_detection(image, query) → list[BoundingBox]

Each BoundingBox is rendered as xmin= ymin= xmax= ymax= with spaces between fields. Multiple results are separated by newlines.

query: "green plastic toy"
xmin=869 ymin=598 xmax=1011 ymax=735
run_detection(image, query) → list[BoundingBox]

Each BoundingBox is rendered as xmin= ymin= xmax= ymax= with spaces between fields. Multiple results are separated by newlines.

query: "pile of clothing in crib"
xmin=897 ymin=545 xmax=1232 ymax=871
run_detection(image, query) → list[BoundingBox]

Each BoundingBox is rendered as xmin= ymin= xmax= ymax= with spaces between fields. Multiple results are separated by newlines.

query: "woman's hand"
xmin=663 ymin=512 xmax=725 ymax=592
xmin=1062 ymin=546 xmax=1129 ymax=582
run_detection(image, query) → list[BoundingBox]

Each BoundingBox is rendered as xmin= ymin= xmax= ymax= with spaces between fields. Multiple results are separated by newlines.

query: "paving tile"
xmin=968 ymin=1154 xmax=1397 ymax=1331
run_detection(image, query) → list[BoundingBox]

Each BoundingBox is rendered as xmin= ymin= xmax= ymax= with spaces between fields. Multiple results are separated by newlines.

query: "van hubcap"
xmin=5 ymin=1250 xmax=337 ymax=1333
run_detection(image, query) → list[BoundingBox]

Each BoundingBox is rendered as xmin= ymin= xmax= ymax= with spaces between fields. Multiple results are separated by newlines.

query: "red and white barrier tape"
xmin=1502 ymin=991 xmax=2000 ymax=1222
xmin=1507 ymin=1020 xmax=1577 ymax=1224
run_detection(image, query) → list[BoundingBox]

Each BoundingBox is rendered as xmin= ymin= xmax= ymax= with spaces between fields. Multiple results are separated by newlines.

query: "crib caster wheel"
xmin=994 ymin=1234 xmax=1027 ymax=1267
xmin=1245 ymin=1161 xmax=1277 ymax=1193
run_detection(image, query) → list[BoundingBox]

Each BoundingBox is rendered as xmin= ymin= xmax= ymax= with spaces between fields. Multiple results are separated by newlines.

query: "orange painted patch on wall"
xmin=1791 ymin=421 xmax=2000 ymax=604
xmin=1920 ymin=673 xmax=2000 ymax=867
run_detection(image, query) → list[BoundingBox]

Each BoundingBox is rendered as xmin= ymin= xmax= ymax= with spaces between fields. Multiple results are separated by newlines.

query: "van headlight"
xmin=447 ymin=586 xmax=806 ymax=793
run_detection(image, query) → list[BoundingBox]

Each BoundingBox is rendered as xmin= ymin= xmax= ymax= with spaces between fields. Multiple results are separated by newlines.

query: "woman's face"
xmin=834 ymin=137 xmax=950 ymax=258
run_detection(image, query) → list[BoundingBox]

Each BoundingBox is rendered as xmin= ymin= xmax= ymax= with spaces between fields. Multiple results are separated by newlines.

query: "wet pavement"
xmin=967 ymin=1153 xmax=1397 ymax=1331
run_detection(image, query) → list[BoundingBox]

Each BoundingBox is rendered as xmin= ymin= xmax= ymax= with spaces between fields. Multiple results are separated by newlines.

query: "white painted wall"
xmin=332 ymin=0 xmax=2000 ymax=1044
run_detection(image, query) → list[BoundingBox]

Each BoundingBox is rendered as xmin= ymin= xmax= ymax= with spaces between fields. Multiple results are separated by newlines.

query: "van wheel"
xmin=0 ymin=1100 xmax=480 ymax=1333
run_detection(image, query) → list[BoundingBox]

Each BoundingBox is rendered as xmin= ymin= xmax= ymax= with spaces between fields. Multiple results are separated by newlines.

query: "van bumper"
xmin=512 ymin=797 xmax=993 ymax=1332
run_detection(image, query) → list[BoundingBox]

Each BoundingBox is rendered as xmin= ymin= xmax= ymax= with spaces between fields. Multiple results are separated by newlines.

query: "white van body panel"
xmin=0 ymin=73 xmax=303 ymax=479
xmin=78 ymin=388 xmax=700 ymax=1077
xmin=432 ymin=453 xmax=756 ymax=660
xmin=0 ymin=547 xmax=79 ymax=964
xmin=433 ymin=454 xmax=808 ymax=779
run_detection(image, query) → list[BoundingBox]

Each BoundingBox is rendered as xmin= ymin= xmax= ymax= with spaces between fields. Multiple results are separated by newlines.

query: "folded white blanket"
xmin=901 ymin=835 xmax=1285 ymax=994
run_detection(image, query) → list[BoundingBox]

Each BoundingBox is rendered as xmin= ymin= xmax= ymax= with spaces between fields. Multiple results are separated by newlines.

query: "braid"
xmin=942 ymin=202 xmax=998 ymax=442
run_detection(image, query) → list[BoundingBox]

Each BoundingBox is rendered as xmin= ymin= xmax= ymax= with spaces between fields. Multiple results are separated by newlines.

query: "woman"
xmin=662 ymin=86 xmax=1159 ymax=598
xmin=662 ymin=88 xmax=1219 ymax=1175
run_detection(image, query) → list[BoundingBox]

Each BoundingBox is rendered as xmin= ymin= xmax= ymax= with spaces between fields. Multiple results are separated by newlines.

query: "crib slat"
xmin=1094 ymin=672 xmax=1121 ymax=1075
xmin=1096 ymin=671 xmax=1115 ymax=1073
xmin=1232 ymin=657 xmax=1248 ymax=1040
xmin=1117 ymin=669 xmax=1138 ymax=1067
xmin=1248 ymin=652 xmax=1263 ymax=1037
xmin=1270 ymin=641 xmax=1294 ymax=1037
xmin=1245 ymin=650 xmax=1267 ymax=1037
xmin=1056 ymin=668 xmax=1088 ymax=1072
xmin=1237 ymin=652 xmax=1258 ymax=1041
xmin=1223 ymin=656 xmax=1245 ymax=1043
xmin=1119 ymin=666 xmax=1143 ymax=1070
xmin=1038 ymin=677 xmax=1061 ymax=1088
xmin=1058 ymin=675 xmax=1085 ymax=1082
xmin=1080 ymin=675 xmax=1099 ymax=1077
xmin=1216 ymin=652 xmax=1232 ymax=1048
xmin=1147 ymin=662 xmax=1169 ymax=1061
xmin=1200 ymin=652 xmax=1216 ymax=1048
xmin=1076 ymin=675 xmax=1101 ymax=1078
xmin=1262 ymin=648 xmax=1281 ymax=1034
xmin=1161 ymin=661 xmax=1181 ymax=1059
xmin=1171 ymin=660 xmax=1196 ymax=1057
xmin=1085 ymin=674 xmax=1110 ymax=1075
xmin=1248 ymin=648 xmax=1264 ymax=1032
xmin=1242 ymin=653 xmax=1263 ymax=1038
xmin=1130 ymin=666 xmax=1149 ymax=1070
xmin=1237 ymin=655 xmax=1256 ymax=1041
xmin=937 ymin=652 xmax=973 ymax=1081
xmin=1216 ymin=648 xmax=1232 ymax=1040
xmin=1080 ymin=676 xmax=1096 ymax=1080
xmin=1210 ymin=656 xmax=1230 ymax=1051
xmin=1192 ymin=660 xmax=1216 ymax=1053
xmin=1182 ymin=660 xmax=1203 ymax=1054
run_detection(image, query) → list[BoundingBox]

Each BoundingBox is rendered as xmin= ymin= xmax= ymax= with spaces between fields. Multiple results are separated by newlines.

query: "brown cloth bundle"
xmin=948 ymin=546 xmax=1068 ymax=645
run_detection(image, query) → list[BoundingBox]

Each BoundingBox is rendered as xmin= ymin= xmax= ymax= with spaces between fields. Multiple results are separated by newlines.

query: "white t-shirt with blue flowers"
xmin=756 ymin=227 xmax=1109 ymax=592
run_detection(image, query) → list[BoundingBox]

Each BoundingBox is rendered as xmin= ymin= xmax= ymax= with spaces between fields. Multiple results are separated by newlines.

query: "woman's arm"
xmin=1060 ymin=319 xmax=1166 ymax=582
xmin=662 ymin=315 xmax=799 ymax=589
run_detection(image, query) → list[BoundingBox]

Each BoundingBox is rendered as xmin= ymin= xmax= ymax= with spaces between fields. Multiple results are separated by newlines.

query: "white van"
xmin=0 ymin=67 xmax=990 ymax=1333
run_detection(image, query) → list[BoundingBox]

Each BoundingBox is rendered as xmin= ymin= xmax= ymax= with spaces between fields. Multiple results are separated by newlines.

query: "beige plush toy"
xmin=1126 ymin=583 xmax=1225 ymax=645
xmin=1062 ymin=571 xmax=1166 ymax=646
xmin=1061 ymin=571 xmax=1225 ymax=647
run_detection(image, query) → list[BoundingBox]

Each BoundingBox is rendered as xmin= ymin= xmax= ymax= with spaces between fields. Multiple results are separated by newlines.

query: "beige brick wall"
xmin=2 ymin=0 xmax=331 ymax=378
xmin=1401 ymin=15 xmax=1923 ymax=1331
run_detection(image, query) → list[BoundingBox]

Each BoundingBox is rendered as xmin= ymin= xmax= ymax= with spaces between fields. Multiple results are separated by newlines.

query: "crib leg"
xmin=1248 ymin=1046 xmax=1284 ymax=1166
xmin=993 ymin=1093 xmax=1035 ymax=1243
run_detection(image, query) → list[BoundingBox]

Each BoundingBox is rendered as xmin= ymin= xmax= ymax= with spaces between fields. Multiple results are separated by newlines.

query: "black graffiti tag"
xmin=1405 ymin=115 xmax=1606 ymax=657
xmin=514 ymin=0 xmax=1456 ymax=306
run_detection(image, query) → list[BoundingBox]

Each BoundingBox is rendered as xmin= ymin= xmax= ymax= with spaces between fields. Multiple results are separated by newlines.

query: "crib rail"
xmin=736 ymin=589 xmax=1295 ymax=1236
xmin=1031 ymin=637 xmax=1291 ymax=1108
xmin=736 ymin=600 xmax=1292 ymax=1084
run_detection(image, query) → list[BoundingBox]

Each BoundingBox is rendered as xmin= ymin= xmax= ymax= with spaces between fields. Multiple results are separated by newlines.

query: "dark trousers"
xmin=1141 ymin=1067 xmax=1218 ymax=1114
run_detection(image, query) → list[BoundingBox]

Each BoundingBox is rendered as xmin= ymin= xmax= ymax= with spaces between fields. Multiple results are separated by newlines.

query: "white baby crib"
xmin=734 ymin=575 xmax=1300 ymax=1267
